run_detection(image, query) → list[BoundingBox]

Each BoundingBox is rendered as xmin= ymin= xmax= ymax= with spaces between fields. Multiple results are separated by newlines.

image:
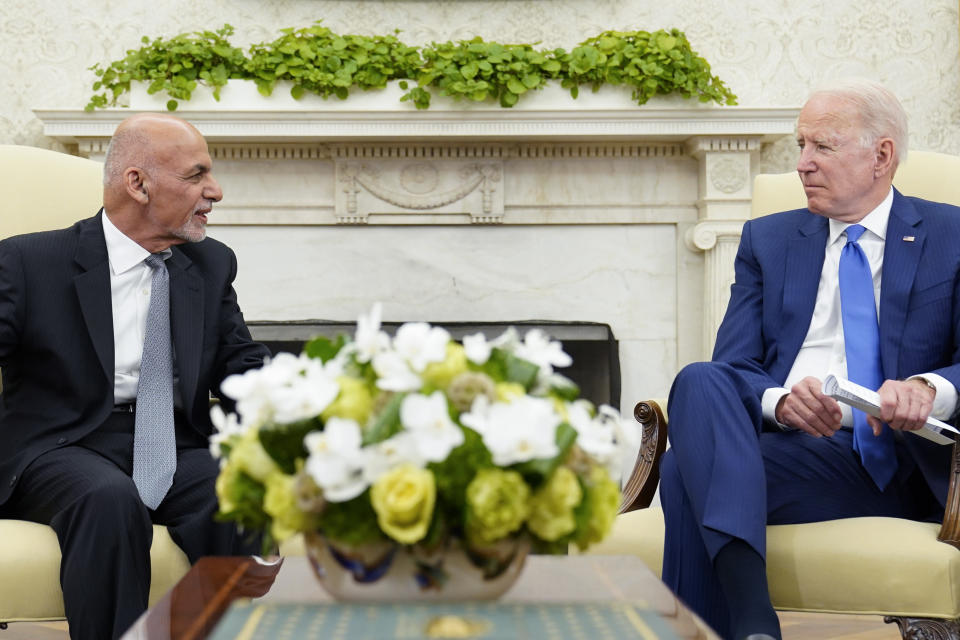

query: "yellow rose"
xmin=422 ymin=343 xmax=469 ymax=392
xmin=230 ymin=428 xmax=279 ymax=482
xmin=527 ymin=467 xmax=583 ymax=541
xmin=370 ymin=464 xmax=436 ymax=544
xmin=322 ymin=376 xmax=374 ymax=426
xmin=263 ymin=471 xmax=316 ymax=542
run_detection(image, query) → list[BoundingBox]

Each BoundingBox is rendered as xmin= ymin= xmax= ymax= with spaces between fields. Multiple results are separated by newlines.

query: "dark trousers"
xmin=0 ymin=411 xmax=260 ymax=640
xmin=661 ymin=362 xmax=938 ymax=639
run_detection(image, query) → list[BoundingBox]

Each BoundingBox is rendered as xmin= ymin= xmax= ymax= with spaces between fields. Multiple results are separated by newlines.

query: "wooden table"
xmin=122 ymin=554 xmax=718 ymax=639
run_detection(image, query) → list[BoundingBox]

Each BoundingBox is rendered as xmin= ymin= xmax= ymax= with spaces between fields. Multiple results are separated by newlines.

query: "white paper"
xmin=822 ymin=375 xmax=958 ymax=446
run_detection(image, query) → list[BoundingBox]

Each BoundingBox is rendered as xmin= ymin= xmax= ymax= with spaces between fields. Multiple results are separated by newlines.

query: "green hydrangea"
xmin=422 ymin=342 xmax=469 ymax=392
xmin=465 ymin=468 xmax=530 ymax=545
xmin=231 ymin=428 xmax=280 ymax=482
xmin=527 ymin=466 xmax=583 ymax=541
xmin=263 ymin=470 xmax=316 ymax=542
xmin=446 ymin=371 xmax=495 ymax=413
xmin=322 ymin=376 xmax=374 ymax=425
xmin=573 ymin=466 xmax=621 ymax=550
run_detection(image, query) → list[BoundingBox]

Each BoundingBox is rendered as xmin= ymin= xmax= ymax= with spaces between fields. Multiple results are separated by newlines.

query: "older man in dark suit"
xmin=0 ymin=113 xmax=270 ymax=639
xmin=660 ymin=80 xmax=959 ymax=640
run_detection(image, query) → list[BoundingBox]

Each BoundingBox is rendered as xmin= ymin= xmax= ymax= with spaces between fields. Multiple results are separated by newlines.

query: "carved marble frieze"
xmin=332 ymin=146 xmax=504 ymax=224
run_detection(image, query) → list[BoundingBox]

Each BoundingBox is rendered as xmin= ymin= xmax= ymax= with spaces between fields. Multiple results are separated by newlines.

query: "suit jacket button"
xmin=9 ymin=476 xmax=15 ymax=487
xmin=57 ymin=437 xmax=67 ymax=445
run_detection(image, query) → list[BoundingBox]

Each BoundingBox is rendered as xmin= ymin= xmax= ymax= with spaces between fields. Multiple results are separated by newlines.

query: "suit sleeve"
xmin=711 ymin=220 xmax=782 ymax=398
xmin=210 ymin=247 xmax=270 ymax=403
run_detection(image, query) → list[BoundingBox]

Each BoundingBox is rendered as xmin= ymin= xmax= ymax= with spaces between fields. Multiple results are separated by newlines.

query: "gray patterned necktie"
xmin=133 ymin=254 xmax=176 ymax=510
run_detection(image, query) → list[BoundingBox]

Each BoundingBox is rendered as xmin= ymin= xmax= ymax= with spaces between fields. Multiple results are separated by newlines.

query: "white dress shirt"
xmin=761 ymin=188 xmax=958 ymax=427
xmin=102 ymin=213 xmax=171 ymax=404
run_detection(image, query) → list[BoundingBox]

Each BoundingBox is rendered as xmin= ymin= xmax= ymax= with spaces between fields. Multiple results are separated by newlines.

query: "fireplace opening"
xmin=248 ymin=320 xmax=620 ymax=409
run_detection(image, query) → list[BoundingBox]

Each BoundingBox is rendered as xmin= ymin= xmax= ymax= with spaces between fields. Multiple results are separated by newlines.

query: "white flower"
xmin=209 ymin=404 xmax=243 ymax=460
xmin=354 ymin=302 xmax=391 ymax=364
xmin=567 ymin=402 xmax=639 ymax=479
xmin=567 ymin=401 xmax=618 ymax=462
xmin=400 ymin=391 xmax=465 ymax=462
xmin=221 ymin=353 xmax=340 ymax=427
xmin=393 ymin=322 xmax=450 ymax=372
xmin=491 ymin=327 xmax=521 ymax=351
xmin=372 ymin=350 xmax=422 ymax=392
xmin=304 ymin=418 xmax=368 ymax=502
xmin=460 ymin=395 xmax=561 ymax=466
xmin=463 ymin=332 xmax=493 ymax=365
xmin=514 ymin=329 xmax=572 ymax=375
xmin=361 ymin=431 xmax=424 ymax=484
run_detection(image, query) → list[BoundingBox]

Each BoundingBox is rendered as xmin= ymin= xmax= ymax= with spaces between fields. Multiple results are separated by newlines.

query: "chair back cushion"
xmin=752 ymin=150 xmax=960 ymax=218
xmin=0 ymin=145 xmax=102 ymax=239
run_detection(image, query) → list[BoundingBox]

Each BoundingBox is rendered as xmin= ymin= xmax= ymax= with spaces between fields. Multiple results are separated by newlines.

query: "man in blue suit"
xmin=660 ymin=79 xmax=959 ymax=640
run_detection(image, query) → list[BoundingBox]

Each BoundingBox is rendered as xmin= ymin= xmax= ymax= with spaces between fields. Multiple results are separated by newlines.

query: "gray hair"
xmin=807 ymin=78 xmax=909 ymax=165
xmin=102 ymin=127 xmax=152 ymax=187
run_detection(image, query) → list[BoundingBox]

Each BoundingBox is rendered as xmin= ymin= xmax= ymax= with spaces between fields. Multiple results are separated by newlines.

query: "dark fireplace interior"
xmin=248 ymin=320 xmax=620 ymax=409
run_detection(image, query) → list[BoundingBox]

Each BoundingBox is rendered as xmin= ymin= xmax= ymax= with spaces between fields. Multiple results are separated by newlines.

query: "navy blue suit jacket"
xmin=713 ymin=188 xmax=960 ymax=508
xmin=0 ymin=212 xmax=269 ymax=506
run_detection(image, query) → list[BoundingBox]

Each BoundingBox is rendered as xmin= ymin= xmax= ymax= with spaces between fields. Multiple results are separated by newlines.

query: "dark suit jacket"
xmin=713 ymin=188 xmax=960 ymax=508
xmin=0 ymin=212 xmax=269 ymax=506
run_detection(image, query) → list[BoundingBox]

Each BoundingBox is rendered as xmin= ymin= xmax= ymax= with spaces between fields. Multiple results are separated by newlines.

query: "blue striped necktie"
xmin=839 ymin=224 xmax=897 ymax=490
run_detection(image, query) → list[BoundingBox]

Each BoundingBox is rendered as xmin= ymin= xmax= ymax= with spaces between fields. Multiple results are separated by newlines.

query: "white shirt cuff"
xmin=762 ymin=387 xmax=792 ymax=430
xmin=908 ymin=373 xmax=958 ymax=421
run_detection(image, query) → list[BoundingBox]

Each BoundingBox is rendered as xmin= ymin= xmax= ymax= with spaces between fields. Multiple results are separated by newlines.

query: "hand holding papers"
xmin=822 ymin=375 xmax=959 ymax=445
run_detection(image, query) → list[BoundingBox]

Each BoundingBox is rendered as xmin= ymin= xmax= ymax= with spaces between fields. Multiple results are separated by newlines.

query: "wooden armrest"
xmin=938 ymin=440 xmax=960 ymax=549
xmin=618 ymin=400 xmax=668 ymax=514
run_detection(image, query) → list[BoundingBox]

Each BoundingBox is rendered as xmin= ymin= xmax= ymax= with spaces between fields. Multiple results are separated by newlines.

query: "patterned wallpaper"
xmin=3 ymin=0 xmax=959 ymax=169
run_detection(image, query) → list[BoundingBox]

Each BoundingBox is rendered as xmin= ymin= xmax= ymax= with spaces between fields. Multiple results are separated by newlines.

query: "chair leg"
xmin=884 ymin=615 xmax=960 ymax=639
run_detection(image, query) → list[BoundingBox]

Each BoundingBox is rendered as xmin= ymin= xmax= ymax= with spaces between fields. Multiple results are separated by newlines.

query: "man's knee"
xmin=671 ymin=361 xmax=736 ymax=396
xmin=58 ymin=477 xmax=150 ymax=536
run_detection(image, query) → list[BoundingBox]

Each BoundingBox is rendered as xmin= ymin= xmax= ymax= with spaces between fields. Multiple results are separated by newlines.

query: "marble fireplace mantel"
xmin=35 ymin=97 xmax=800 ymax=412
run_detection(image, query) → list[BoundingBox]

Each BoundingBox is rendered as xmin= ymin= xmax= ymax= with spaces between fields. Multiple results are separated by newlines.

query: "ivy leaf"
xmin=657 ymin=34 xmax=678 ymax=51
xmin=506 ymin=78 xmax=526 ymax=95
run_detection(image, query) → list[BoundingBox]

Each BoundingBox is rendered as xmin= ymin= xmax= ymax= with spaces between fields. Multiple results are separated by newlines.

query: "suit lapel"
xmin=776 ymin=213 xmax=828 ymax=380
xmin=879 ymin=190 xmax=923 ymax=379
xmin=73 ymin=212 xmax=114 ymax=384
xmin=167 ymin=248 xmax=204 ymax=414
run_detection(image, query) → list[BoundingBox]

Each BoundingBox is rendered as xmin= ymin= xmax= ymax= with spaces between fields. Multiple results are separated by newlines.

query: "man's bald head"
xmin=103 ymin=114 xmax=204 ymax=189
xmin=102 ymin=113 xmax=222 ymax=253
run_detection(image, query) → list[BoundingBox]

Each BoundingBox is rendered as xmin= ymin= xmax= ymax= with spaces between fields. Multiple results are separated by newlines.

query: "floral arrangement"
xmin=210 ymin=305 xmax=638 ymax=567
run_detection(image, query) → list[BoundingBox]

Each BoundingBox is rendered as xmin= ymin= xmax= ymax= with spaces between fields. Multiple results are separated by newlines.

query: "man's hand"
xmin=869 ymin=378 xmax=935 ymax=435
xmin=775 ymin=376 xmax=843 ymax=437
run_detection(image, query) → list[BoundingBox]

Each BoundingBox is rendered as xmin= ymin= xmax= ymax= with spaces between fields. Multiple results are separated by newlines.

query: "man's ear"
xmin=125 ymin=167 xmax=149 ymax=204
xmin=874 ymin=138 xmax=896 ymax=179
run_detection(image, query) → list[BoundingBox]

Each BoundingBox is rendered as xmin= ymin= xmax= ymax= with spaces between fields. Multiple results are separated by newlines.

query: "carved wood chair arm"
xmin=937 ymin=440 xmax=960 ymax=549
xmin=619 ymin=400 xmax=668 ymax=514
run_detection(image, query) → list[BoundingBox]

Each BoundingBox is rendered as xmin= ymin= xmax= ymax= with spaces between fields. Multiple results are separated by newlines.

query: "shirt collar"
xmin=827 ymin=187 xmax=893 ymax=246
xmin=102 ymin=212 xmax=171 ymax=275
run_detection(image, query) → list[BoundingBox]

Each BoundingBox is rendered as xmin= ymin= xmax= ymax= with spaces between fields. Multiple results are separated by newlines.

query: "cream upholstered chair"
xmin=0 ymin=145 xmax=191 ymax=626
xmin=590 ymin=151 xmax=960 ymax=639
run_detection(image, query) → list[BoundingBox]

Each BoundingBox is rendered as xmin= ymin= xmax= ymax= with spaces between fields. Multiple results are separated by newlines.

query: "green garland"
xmin=85 ymin=22 xmax=737 ymax=112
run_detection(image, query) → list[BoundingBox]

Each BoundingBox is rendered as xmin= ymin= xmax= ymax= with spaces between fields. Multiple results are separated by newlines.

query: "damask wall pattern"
xmin=2 ymin=0 xmax=959 ymax=167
